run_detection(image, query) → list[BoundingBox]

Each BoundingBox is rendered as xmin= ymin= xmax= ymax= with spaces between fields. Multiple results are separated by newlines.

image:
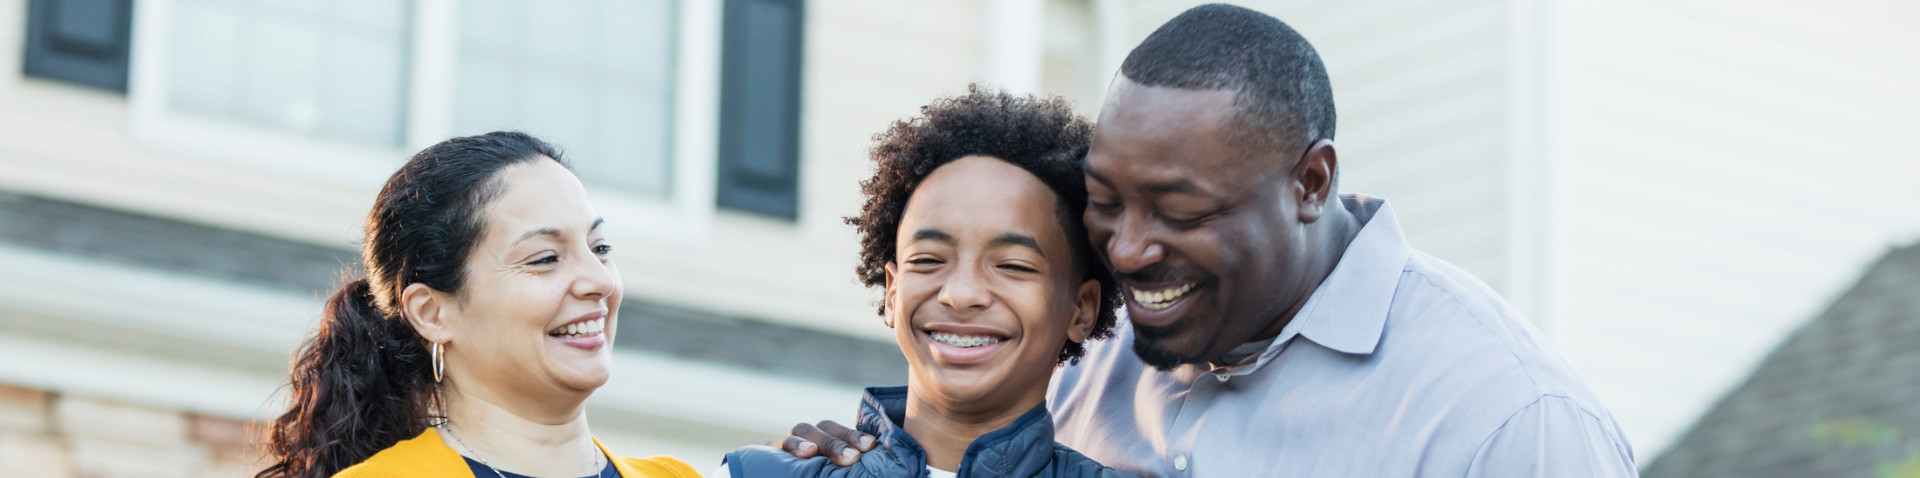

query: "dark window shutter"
xmin=716 ymin=0 xmax=804 ymax=219
xmin=23 ymin=0 xmax=134 ymax=92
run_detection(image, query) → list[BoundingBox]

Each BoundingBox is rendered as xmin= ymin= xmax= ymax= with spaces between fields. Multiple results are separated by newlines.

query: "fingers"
xmin=773 ymin=435 xmax=818 ymax=459
xmin=791 ymin=422 xmax=859 ymax=466
xmin=817 ymin=420 xmax=877 ymax=452
xmin=777 ymin=421 xmax=875 ymax=467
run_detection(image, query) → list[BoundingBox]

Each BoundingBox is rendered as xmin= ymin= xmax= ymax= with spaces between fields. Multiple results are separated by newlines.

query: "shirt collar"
xmin=1223 ymin=195 xmax=1409 ymax=373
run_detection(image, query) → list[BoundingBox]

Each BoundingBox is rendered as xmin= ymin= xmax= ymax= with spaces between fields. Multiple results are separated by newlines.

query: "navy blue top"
xmin=463 ymin=455 xmax=616 ymax=478
xmin=724 ymin=386 xmax=1136 ymax=478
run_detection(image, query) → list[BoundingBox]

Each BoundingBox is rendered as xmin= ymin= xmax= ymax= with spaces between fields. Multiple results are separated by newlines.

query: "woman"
xmin=256 ymin=132 xmax=698 ymax=478
xmin=720 ymin=86 xmax=1134 ymax=477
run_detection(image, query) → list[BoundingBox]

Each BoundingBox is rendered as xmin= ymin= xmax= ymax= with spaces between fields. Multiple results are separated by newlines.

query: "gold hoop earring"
xmin=431 ymin=341 xmax=445 ymax=383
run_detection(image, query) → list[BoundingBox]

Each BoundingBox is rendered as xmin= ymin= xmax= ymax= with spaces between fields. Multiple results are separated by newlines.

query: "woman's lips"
xmin=548 ymin=317 xmax=606 ymax=351
xmin=551 ymin=334 xmax=605 ymax=351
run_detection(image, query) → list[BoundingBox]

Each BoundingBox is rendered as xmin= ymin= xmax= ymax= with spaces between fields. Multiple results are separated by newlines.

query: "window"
xmin=715 ymin=0 xmax=804 ymax=219
xmin=164 ymin=0 xmax=411 ymax=147
xmin=128 ymin=0 xmax=714 ymax=230
xmin=23 ymin=0 xmax=134 ymax=92
xmin=453 ymin=0 xmax=678 ymax=196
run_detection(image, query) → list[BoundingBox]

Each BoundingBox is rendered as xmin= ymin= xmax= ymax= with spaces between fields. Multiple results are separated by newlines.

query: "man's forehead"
xmin=1098 ymin=77 xmax=1238 ymax=126
xmin=1090 ymin=80 xmax=1283 ymax=187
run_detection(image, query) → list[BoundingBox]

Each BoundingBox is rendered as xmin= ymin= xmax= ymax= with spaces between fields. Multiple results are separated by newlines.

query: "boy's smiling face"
xmin=885 ymin=155 xmax=1101 ymax=412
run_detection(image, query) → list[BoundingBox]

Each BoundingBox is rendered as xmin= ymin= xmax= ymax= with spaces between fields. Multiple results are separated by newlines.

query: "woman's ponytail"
xmin=256 ymin=280 xmax=437 ymax=478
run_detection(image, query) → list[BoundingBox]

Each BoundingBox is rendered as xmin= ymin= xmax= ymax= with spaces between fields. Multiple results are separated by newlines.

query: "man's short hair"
xmin=1121 ymin=3 xmax=1337 ymax=158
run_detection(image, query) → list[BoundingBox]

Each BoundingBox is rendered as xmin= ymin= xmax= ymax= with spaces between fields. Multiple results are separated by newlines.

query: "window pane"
xmin=715 ymin=0 xmax=803 ymax=219
xmin=453 ymin=0 xmax=677 ymax=197
xmin=167 ymin=0 xmax=411 ymax=147
xmin=24 ymin=0 xmax=134 ymax=92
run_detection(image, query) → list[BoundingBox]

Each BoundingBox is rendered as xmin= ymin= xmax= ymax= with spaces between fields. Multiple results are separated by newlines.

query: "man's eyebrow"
xmin=988 ymin=233 xmax=1045 ymax=256
xmin=1082 ymin=163 xmax=1207 ymax=195
xmin=1081 ymin=161 xmax=1107 ymax=183
xmin=515 ymin=217 xmax=605 ymax=245
xmin=1143 ymin=178 xmax=1205 ymax=195
xmin=912 ymin=228 xmax=953 ymax=243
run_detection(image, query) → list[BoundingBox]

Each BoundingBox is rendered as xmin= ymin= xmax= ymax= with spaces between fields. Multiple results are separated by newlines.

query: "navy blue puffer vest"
xmin=724 ymin=387 xmax=1134 ymax=478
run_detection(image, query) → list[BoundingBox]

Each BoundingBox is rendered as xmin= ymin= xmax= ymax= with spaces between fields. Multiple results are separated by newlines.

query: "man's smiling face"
xmin=1083 ymin=77 xmax=1312 ymax=369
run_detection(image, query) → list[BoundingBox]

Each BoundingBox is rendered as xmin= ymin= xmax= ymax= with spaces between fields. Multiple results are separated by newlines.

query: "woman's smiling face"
xmin=886 ymin=155 xmax=1100 ymax=411
xmin=438 ymin=159 xmax=622 ymax=400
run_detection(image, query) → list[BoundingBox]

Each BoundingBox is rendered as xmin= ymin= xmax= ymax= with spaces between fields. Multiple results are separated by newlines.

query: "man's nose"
xmin=1105 ymin=212 xmax=1165 ymax=274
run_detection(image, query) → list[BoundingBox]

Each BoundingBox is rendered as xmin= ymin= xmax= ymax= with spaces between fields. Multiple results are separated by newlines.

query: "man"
xmin=787 ymin=4 xmax=1637 ymax=476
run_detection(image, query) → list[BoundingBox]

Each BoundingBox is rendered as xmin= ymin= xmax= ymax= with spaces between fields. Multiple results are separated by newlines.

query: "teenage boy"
xmin=718 ymin=87 xmax=1135 ymax=478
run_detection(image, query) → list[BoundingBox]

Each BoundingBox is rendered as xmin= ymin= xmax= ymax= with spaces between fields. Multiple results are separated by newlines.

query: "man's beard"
xmin=1132 ymin=321 xmax=1191 ymax=371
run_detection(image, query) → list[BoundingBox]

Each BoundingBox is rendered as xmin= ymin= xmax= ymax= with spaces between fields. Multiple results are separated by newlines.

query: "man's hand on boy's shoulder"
xmin=770 ymin=420 xmax=877 ymax=467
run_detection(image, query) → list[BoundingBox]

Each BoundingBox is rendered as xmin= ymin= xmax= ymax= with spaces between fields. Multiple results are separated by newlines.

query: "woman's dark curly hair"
xmin=846 ymin=84 xmax=1120 ymax=365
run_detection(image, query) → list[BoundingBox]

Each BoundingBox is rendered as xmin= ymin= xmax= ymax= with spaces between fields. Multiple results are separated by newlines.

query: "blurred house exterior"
xmin=0 ymin=0 xmax=1914 ymax=476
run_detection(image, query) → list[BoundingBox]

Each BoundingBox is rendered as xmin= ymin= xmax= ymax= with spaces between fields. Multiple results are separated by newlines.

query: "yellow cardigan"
xmin=334 ymin=427 xmax=700 ymax=478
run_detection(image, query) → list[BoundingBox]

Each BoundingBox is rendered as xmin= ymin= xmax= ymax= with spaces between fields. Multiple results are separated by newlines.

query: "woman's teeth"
xmin=1132 ymin=283 xmax=1197 ymax=310
xmin=930 ymin=332 xmax=1003 ymax=348
xmin=550 ymin=318 xmax=605 ymax=338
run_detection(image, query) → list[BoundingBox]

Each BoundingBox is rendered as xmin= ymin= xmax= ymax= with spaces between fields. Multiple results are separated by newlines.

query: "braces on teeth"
xmin=931 ymin=332 xmax=1003 ymax=348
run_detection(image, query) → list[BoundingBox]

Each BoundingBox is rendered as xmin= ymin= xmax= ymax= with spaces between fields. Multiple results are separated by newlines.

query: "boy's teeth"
xmin=930 ymin=332 xmax=1003 ymax=348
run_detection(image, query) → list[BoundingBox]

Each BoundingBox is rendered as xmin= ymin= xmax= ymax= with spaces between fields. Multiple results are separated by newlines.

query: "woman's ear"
xmin=400 ymin=282 xmax=452 ymax=343
xmin=1067 ymin=278 xmax=1101 ymax=343
xmin=882 ymin=262 xmax=900 ymax=328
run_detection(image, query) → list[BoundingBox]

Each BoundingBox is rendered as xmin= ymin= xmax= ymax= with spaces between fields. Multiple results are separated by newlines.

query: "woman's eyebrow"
xmin=515 ymin=217 xmax=606 ymax=245
xmin=513 ymin=228 xmax=562 ymax=245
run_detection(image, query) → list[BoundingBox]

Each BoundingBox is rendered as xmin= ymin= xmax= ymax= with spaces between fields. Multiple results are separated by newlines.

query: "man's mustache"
xmin=1114 ymin=264 xmax=1209 ymax=285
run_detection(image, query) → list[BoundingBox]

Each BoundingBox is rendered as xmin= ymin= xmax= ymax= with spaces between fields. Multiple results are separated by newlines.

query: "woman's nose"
xmin=571 ymin=251 xmax=619 ymax=300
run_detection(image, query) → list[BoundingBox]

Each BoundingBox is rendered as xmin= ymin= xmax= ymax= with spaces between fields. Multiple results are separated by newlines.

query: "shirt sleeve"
xmin=1464 ymin=395 xmax=1639 ymax=478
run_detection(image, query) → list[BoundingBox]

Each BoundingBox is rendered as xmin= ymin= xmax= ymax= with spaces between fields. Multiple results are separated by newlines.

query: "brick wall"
xmin=0 ymin=383 xmax=266 ymax=478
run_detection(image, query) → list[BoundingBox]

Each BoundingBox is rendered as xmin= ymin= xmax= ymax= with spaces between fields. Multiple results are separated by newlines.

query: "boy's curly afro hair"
xmin=845 ymin=84 xmax=1120 ymax=365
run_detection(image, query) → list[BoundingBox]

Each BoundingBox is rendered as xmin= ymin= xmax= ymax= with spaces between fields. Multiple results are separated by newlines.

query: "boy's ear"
xmin=883 ymin=262 xmax=900 ymax=328
xmin=1067 ymin=278 xmax=1101 ymax=343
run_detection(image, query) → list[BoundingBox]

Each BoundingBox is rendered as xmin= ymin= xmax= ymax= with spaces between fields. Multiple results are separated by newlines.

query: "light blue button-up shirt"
xmin=1048 ymin=196 xmax=1637 ymax=477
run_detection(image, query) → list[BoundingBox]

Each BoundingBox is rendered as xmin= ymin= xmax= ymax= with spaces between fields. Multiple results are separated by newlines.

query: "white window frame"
xmin=126 ymin=0 xmax=722 ymax=240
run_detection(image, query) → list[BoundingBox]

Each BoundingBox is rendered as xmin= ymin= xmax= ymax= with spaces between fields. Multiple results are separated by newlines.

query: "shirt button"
xmin=1174 ymin=454 xmax=1189 ymax=471
xmin=1215 ymin=373 xmax=1230 ymax=383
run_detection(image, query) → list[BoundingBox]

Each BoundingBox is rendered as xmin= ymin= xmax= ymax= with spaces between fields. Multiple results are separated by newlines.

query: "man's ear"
xmin=1291 ymin=139 xmax=1339 ymax=224
xmin=400 ymin=282 xmax=452 ymax=344
xmin=1067 ymin=278 xmax=1101 ymax=343
xmin=882 ymin=262 xmax=900 ymax=328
